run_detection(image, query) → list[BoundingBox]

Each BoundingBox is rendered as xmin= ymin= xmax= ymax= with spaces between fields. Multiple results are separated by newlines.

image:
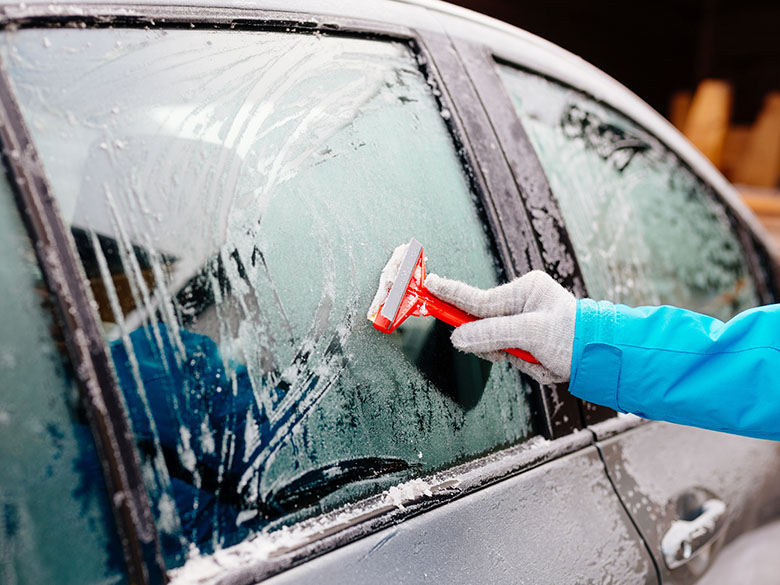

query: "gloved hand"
xmin=424 ymin=271 xmax=576 ymax=384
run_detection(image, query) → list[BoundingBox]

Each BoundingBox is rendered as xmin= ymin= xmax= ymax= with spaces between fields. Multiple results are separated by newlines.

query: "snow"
xmin=157 ymin=493 xmax=178 ymax=535
xmin=170 ymin=475 xmax=442 ymax=584
xmin=384 ymin=478 xmax=433 ymax=510
xmin=6 ymin=25 xmax=540 ymax=573
xmin=199 ymin=418 xmax=215 ymax=455
xmin=169 ymin=525 xmax=301 ymax=584
xmin=660 ymin=498 xmax=726 ymax=567
xmin=242 ymin=410 xmax=260 ymax=464
xmin=366 ymin=241 xmax=409 ymax=322
xmin=178 ymin=425 xmax=197 ymax=473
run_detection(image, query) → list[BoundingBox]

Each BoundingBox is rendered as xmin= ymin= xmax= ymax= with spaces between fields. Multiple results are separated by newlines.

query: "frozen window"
xmin=497 ymin=64 xmax=758 ymax=319
xmin=2 ymin=28 xmax=536 ymax=566
xmin=0 ymin=174 xmax=126 ymax=583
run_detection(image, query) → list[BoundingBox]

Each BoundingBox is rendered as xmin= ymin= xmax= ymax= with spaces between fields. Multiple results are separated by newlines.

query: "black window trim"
xmin=0 ymin=5 xmax=602 ymax=583
xmin=415 ymin=28 xmax=589 ymax=440
xmin=443 ymin=36 xmax=613 ymax=431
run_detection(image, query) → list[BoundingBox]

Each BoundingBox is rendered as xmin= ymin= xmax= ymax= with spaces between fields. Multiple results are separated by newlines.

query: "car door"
xmin=444 ymin=9 xmax=780 ymax=584
xmin=0 ymin=2 xmax=657 ymax=584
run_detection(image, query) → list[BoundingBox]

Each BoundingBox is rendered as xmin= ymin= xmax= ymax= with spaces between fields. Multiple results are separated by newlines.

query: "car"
xmin=1 ymin=1 xmax=780 ymax=584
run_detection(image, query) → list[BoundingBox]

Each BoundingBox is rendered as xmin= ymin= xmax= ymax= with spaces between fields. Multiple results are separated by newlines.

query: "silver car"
xmin=1 ymin=1 xmax=779 ymax=584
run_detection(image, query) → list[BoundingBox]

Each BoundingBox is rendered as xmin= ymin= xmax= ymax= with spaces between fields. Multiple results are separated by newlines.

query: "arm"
xmin=569 ymin=300 xmax=780 ymax=440
xmin=426 ymin=271 xmax=780 ymax=440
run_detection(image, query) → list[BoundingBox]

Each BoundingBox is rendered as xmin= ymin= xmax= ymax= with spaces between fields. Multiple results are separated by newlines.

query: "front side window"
xmin=0 ymin=173 xmax=126 ymax=583
xmin=497 ymin=64 xmax=758 ymax=319
xmin=2 ymin=27 xmax=536 ymax=566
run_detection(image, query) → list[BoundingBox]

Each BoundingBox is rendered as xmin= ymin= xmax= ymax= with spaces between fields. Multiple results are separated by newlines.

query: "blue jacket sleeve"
xmin=568 ymin=299 xmax=780 ymax=440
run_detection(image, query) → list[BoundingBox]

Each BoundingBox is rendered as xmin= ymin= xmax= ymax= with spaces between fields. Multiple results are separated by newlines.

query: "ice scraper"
xmin=367 ymin=238 xmax=539 ymax=364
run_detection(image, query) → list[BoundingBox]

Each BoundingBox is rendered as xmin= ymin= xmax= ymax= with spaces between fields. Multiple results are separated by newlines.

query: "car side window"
xmin=496 ymin=64 xmax=759 ymax=320
xmin=0 ymin=173 xmax=127 ymax=584
xmin=1 ymin=28 xmax=537 ymax=566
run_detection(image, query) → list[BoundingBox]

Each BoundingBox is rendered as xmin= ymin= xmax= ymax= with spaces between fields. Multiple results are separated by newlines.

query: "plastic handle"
xmin=417 ymin=288 xmax=540 ymax=365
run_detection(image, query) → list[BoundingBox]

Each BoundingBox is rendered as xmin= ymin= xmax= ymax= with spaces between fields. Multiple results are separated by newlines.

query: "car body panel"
xmin=594 ymin=422 xmax=780 ymax=584
xmin=176 ymin=445 xmax=656 ymax=585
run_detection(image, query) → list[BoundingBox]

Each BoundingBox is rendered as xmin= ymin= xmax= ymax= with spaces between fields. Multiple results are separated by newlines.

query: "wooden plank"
xmin=731 ymin=92 xmax=780 ymax=188
xmin=739 ymin=187 xmax=780 ymax=253
xmin=740 ymin=187 xmax=780 ymax=216
xmin=721 ymin=125 xmax=751 ymax=181
xmin=742 ymin=195 xmax=780 ymax=217
xmin=668 ymin=90 xmax=692 ymax=131
xmin=682 ymin=79 xmax=732 ymax=168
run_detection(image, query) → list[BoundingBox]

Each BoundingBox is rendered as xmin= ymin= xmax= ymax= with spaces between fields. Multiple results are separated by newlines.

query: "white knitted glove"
xmin=424 ymin=271 xmax=576 ymax=384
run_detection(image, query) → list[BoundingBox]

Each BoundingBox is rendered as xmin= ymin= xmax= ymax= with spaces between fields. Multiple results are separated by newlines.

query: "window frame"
xmin=0 ymin=4 xmax=597 ymax=582
xmin=0 ymin=31 xmax=167 ymax=585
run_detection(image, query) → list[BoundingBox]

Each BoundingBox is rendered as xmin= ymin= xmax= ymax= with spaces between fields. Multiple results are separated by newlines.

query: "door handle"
xmin=661 ymin=498 xmax=727 ymax=570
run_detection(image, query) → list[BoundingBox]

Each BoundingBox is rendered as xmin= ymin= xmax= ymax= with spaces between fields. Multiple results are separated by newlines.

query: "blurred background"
xmin=451 ymin=0 xmax=780 ymax=249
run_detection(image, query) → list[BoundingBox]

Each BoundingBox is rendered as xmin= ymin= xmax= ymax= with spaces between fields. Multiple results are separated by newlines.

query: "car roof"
xmin=0 ymin=0 xmax=775 ymax=262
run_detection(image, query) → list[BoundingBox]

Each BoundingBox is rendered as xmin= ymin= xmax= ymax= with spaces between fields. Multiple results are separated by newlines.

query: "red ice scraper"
xmin=367 ymin=238 xmax=539 ymax=364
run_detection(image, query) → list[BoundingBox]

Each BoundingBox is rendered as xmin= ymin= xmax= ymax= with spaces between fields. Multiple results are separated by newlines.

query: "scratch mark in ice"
xmin=360 ymin=530 xmax=397 ymax=561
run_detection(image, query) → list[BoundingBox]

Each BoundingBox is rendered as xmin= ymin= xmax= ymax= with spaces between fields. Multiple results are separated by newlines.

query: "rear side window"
xmin=0 ymin=173 xmax=126 ymax=583
xmin=496 ymin=64 xmax=759 ymax=320
xmin=2 ymin=28 xmax=536 ymax=565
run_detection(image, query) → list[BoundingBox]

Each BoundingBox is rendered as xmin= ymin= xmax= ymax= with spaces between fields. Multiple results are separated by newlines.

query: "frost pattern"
xmin=497 ymin=65 xmax=758 ymax=320
xmin=3 ymin=29 xmax=536 ymax=567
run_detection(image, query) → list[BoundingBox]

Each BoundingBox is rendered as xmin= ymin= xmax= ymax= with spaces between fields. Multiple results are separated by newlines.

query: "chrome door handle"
xmin=661 ymin=498 xmax=727 ymax=570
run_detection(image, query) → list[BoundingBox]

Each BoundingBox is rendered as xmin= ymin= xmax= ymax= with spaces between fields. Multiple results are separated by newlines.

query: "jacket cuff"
xmin=568 ymin=299 xmax=624 ymax=411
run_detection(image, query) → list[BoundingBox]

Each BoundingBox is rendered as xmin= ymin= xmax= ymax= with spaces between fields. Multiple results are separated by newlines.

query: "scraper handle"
xmin=417 ymin=288 xmax=540 ymax=365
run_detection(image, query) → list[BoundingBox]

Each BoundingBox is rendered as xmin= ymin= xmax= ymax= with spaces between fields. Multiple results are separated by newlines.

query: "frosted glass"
xmin=497 ymin=63 xmax=758 ymax=319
